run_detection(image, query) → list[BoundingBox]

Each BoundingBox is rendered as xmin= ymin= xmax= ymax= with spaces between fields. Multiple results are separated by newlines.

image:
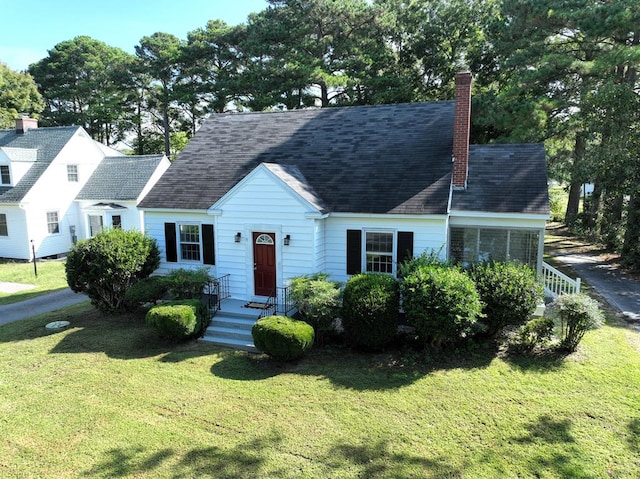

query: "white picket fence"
xmin=541 ymin=261 xmax=581 ymax=298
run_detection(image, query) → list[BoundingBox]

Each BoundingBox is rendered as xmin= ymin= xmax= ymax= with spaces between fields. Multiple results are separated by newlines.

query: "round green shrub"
xmin=145 ymin=299 xmax=210 ymax=340
xmin=66 ymin=228 xmax=160 ymax=312
xmin=341 ymin=273 xmax=400 ymax=351
xmin=511 ymin=316 xmax=555 ymax=353
xmin=125 ymin=276 xmax=169 ymax=308
xmin=468 ymin=261 xmax=543 ymax=337
xmin=252 ymin=315 xmax=315 ymax=360
xmin=401 ymin=264 xmax=483 ymax=348
xmin=546 ymin=293 xmax=604 ymax=352
xmin=289 ymin=273 xmax=342 ymax=338
xmin=166 ymin=267 xmax=211 ymax=299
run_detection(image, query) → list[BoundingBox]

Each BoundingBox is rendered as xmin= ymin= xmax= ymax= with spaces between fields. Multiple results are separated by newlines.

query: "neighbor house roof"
xmin=76 ymin=155 xmax=165 ymax=201
xmin=0 ymin=126 xmax=81 ymax=203
xmin=450 ymin=144 xmax=549 ymax=215
xmin=139 ymin=102 xmax=456 ymax=214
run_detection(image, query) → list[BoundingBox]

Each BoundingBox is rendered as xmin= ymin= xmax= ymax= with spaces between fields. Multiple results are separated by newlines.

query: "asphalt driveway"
xmin=0 ymin=288 xmax=87 ymax=326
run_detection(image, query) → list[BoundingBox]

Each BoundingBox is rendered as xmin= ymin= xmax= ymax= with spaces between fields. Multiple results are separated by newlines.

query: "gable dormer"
xmin=0 ymin=147 xmax=38 ymax=186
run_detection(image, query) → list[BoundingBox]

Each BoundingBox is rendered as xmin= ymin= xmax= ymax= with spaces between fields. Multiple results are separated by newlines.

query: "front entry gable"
xmin=208 ymin=162 xmax=327 ymax=217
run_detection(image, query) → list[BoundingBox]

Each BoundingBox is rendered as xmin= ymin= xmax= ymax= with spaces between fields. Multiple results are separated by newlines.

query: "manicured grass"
xmin=1 ymin=303 xmax=639 ymax=478
xmin=0 ymin=259 xmax=68 ymax=305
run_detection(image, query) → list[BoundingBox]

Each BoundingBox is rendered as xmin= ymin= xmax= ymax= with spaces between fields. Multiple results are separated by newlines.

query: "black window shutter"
xmin=164 ymin=223 xmax=177 ymax=263
xmin=397 ymin=231 xmax=414 ymax=266
xmin=202 ymin=224 xmax=215 ymax=265
xmin=346 ymin=229 xmax=362 ymax=275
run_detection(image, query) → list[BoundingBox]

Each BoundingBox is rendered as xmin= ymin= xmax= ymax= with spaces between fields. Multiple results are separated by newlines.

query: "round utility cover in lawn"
xmin=45 ymin=321 xmax=70 ymax=330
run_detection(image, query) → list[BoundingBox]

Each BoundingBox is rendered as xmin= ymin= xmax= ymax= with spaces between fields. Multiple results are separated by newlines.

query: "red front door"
xmin=253 ymin=232 xmax=276 ymax=296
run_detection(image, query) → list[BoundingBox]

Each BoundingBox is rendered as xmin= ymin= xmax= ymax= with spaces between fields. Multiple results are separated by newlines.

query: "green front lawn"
xmin=0 ymin=259 xmax=68 ymax=305
xmin=1 ymin=304 xmax=639 ymax=478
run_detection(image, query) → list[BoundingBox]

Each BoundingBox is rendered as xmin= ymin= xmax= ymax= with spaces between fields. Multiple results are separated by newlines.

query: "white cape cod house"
xmin=0 ymin=118 xmax=169 ymax=260
xmin=139 ymin=73 xmax=550 ymax=309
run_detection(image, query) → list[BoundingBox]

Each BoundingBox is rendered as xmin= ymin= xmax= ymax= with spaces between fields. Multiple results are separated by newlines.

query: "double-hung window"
xmin=0 ymin=213 xmax=7 ymax=236
xmin=347 ymin=229 xmax=414 ymax=277
xmin=67 ymin=164 xmax=78 ymax=182
xmin=0 ymin=165 xmax=10 ymax=185
xmin=47 ymin=211 xmax=60 ymax=234
xmin=365 ymin=231 xmax=394 ymax=274
xmin=164 ymin=222 xmax=215 ymax=265
xmin=179 ymin=224 xmax=201 ymax=261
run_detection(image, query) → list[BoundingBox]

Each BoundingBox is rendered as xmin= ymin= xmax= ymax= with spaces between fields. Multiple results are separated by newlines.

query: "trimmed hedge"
xmin=289 ymin=274 xmax=342 ymax=337
xmin=401 ymin=264 xmax=483 ymax=348
xmin=166 ymin=268 xmax=211 ymax=300
xmin=252 ymin=315 xmax=315 ymax=360
xmin=145 ymin=299 xmax=210 ymax=340
xmin=341 ymin=273 xmax=400 ymax=351
xmin=124 ymin=276 xmax=170 ymax=308
xmin=468 ymin=261 xmax=543 ymax=337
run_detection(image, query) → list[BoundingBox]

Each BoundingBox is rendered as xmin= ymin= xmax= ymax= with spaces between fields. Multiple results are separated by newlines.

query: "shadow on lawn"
xmin=82 ymin=432 xmax=463 ymax=478
xmin=24 ymin=307 xmax=219 ymax=363
xmin=211 ymin=343 xmax=496 ymax=391
xmin=326 ymin=439 xmax=464 ymax=478
xmin=628 ymin=418 xmax=640 ymax=453
xmin=492 ymin=414 xmax=599 ymax=479
xmin=82 ymin=432 xmax=281 ymax=479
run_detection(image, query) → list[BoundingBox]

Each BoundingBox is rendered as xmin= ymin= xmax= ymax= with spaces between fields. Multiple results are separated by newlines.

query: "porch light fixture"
xmin=284 ymin=234 xmax=291 ymax=246
xmin=234 ymin=232 xmax=242 ymax=243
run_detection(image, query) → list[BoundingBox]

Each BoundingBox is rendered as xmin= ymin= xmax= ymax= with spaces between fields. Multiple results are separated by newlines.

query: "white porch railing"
xmin=541 ymin=261 xmax=581 ymax=298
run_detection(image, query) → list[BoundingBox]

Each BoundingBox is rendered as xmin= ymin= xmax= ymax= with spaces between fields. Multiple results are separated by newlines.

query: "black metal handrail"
xmin=258 ymin=285 xmax=295 ymax=319
xmin=206 ymin=274 xmax=230 ymax=315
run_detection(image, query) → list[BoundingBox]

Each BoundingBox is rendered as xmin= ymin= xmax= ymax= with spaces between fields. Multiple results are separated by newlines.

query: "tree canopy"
xmin=0 ymin=63 xmax=44 ymax=128
xmin=10 ymin=0 xmax=640 ymax=267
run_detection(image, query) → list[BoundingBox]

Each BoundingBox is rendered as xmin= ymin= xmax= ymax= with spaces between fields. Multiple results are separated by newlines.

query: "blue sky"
xmin=0 ymin=0 xmax=268 ymax=72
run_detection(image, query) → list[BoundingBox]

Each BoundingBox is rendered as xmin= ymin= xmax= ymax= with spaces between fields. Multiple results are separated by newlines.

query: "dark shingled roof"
xmin=76 ymin=155 xmax=165 ymax=201
xmin=139 ymin=102 xmax=456 ymax=214
xmin=0 ymin=126 xmax=81 ymax=203
xmin=451 ymin=144 xmax=549 ymax=215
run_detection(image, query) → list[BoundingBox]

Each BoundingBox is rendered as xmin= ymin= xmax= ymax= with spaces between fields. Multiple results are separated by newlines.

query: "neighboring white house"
xmin=0 ymin=118 xmax=169 ymax=260
xmin=74 ymin=155 xmax=170 ymax=239
xmin=138 ymin=72 xmax=550 ymax=303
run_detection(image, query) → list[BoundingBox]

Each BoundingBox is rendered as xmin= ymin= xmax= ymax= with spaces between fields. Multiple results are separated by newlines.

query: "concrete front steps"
xmin=200 ymin=299 xmax=262 ymax=353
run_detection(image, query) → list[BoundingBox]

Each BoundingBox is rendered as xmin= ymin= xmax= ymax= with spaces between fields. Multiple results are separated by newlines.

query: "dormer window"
xmin=67 ymin=164 xmax=78 ymax=182
xmin=1 ymin=165 xmax=10 ymax=185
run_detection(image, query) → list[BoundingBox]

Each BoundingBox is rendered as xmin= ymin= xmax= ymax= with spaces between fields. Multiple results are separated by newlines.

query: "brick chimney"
xmin=15 ymin=117 xmax=38 ymax=134
xmin=452 ymin=71 xmax=472 ymax=189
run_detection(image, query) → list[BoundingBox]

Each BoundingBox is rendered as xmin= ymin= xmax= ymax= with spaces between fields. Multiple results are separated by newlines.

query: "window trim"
xmin=46 ymin=211 xmax=60 ymax=235
xmin=67 ymin=164 xmax=78 ymax=182
xmin=110 ymin=215 xmax=122 ymax=229
xmin=364 ymin=229 xmax=395 ymax=275
xmin=0 ymin=213 xmax=8 ymax=236
xmin=178 ymin=223 xmax=202 ymax=262
xmin=0 ymin=165 xmax=10 ymax=185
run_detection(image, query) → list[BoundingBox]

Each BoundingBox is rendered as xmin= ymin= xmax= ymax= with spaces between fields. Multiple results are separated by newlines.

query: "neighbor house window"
xmin=111 ymin=215 xmax=122 ymax=229
xmin=67 ymin=164 xmax=78 ymax=182
xmin=47 ymin=211 xmax=60 ymax=234
xmin=179 ymin=224 xmax=201 ymax=261
xmin=366 ymin=231 xmax=394 ymax=274
xmin=89 ymin=215 xmax=103 ymax=237
xmin=0 ymin=165 xmax=10 ymax=185
xmin=449 ymin=227 xmax=540 ymax=268
xmin=0 ymin=213 xmax=7 ymax=236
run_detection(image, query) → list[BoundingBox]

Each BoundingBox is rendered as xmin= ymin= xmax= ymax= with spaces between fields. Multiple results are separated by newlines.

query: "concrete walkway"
xmin=0 ymin=288 xmax=88 ymax=326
